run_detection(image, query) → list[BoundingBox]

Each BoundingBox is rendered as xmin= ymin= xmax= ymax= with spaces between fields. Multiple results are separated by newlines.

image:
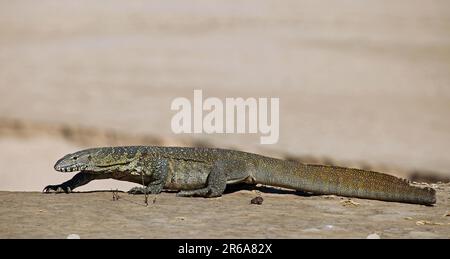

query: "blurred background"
xmin=0 ymin=0 xmax=449 ymax=191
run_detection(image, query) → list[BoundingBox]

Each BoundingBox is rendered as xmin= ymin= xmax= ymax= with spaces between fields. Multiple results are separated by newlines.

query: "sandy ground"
xmin=1 ymin=0 xmax=450 ymax=193
xmin=1 ymin=183 xmax=449 ymax=239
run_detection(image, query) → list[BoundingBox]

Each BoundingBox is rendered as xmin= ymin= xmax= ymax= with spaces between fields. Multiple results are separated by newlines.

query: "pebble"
xmin=67 ymin=234 xmax=81 ymax=239
xmin=250 ymin=196 xmax=264 ymax=205
xmin=323 ymin=225 xmax=334 ymax=230
xmin=366 ymin=233 xmax=381 ymax=239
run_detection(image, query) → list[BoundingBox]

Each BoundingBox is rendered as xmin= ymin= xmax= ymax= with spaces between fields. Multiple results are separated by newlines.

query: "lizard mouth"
xmin=54 ymin=164 xmax=88 ymax=172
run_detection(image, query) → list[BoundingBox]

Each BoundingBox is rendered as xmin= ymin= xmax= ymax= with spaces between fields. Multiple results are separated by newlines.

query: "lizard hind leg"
xmin=176 ymin=160 xmax=229 ymax=198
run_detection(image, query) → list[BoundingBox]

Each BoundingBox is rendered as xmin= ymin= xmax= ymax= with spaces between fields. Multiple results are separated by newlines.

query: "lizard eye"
xmin=72 ymin=156 xmax=78 ymax=160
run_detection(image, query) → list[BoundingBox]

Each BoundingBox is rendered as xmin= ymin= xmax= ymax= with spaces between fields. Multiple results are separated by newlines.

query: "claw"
xmin=42 ymin=185 xmax=55 ymax=193
xmin=42 ymin=185 xmax=71 ymax=193
xmin=128 ymin=186 xmax=146 ymax=195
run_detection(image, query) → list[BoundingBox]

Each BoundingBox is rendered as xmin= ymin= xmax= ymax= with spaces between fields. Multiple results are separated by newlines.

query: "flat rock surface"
xmin=1 ymin=184 xmax=449 ymax=238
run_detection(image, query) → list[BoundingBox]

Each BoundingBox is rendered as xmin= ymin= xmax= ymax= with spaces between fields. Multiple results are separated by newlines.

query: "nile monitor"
xmin=43 ymin=146 xmax=436 ymax=205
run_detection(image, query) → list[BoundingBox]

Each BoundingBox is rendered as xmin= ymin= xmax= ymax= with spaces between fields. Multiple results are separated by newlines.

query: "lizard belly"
xmin=110 ymin=171 xmax=150 ymax=185
xmin=164 ymin=159 xmax=211 ymax=190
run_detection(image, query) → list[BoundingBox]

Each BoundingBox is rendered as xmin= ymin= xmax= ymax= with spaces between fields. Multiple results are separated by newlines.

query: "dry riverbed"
xmin=1 ymin=183 xmax=449 ymax=239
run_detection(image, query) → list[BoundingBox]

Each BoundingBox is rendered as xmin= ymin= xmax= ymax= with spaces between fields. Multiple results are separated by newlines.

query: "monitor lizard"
xmin=43 ymin=146 xmax=436 ymax=205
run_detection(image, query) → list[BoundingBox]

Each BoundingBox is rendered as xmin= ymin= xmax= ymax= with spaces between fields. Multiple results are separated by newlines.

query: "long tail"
xmin=254 ymin=159 xmax=436 ymax=205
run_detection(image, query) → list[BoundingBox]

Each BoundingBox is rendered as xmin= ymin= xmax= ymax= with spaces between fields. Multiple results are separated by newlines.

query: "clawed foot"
xmin=176 ymin=188 xmax=211 ymax=197
xmin=43 ymin=184 xmax=71 ymax=193
xmin=128 ymin=186 xmax=148 ymax=195
xmin=128 ymin=185 xmax=164 ymax=195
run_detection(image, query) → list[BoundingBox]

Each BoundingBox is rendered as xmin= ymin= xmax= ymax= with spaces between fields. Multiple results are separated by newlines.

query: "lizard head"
xmin=54 ymin=147 xmax=134 ymax=173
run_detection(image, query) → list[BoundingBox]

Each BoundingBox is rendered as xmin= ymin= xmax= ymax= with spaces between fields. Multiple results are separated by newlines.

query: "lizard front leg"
xmin=128 ymin=159 xmax=169 ymax=195
xmin=43 ymin=171 xmax=108 ymax=193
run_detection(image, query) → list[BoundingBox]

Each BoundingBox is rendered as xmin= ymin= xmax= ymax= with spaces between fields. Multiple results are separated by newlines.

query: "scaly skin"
xmin=43 ymin=146 xmax=436 ymax=205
